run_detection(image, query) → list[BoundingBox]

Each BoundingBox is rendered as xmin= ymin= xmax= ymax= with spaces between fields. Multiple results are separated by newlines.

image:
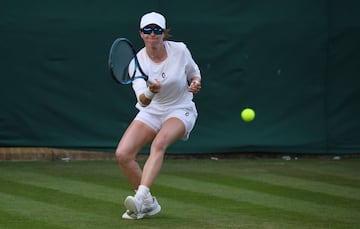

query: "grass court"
xmin=0 ymin=157 xmax=359 ymax=228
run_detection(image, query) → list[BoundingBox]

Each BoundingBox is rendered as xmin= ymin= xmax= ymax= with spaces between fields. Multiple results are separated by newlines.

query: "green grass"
xmin=0 ymin=157 xmax=359 ymax=228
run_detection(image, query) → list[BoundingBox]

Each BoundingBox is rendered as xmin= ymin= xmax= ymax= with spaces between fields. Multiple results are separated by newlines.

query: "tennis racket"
xmin=108 ymin=38 xmax=154 ymax=85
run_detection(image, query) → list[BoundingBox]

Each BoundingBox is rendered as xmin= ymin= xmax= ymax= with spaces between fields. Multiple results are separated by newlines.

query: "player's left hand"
xmin=188 ymin=80 xmax=201 ymax=94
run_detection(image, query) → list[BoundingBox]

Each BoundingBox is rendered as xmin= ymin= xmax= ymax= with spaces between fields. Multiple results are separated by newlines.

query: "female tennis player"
xmin=115 ymin=12 xmax=202 ymax=220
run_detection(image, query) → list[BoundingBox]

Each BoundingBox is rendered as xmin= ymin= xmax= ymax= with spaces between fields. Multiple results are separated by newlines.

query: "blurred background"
xmin=1 ymin=0 xmax=359 ymax=155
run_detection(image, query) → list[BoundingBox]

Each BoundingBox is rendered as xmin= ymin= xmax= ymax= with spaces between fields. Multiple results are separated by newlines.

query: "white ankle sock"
xmin=135 ymin=185 xmax=150 ymax=202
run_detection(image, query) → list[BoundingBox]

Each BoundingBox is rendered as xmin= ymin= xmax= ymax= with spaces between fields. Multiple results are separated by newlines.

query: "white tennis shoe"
xmin=122 ymin=196 xmax=161 ymax=220
xmin=124 ymin=196 xmax=142 ymax=214
xmin=141 ymin=197 xmax=161 ymax=216
xmin=121 ymin=210 xmax=145 ymax=220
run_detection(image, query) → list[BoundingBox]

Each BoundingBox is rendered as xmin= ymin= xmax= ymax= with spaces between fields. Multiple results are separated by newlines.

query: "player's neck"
xmin=146 ymin=44 xmax=167 ymax=63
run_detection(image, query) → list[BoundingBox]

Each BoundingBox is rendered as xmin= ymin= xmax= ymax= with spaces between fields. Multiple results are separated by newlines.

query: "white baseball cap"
xmin=140 ymin=12 xmax=166 ymax=29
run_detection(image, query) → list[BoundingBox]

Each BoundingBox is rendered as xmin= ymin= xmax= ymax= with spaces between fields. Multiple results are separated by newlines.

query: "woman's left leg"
xmin=141 ymin=117 xmax=186 ymax=187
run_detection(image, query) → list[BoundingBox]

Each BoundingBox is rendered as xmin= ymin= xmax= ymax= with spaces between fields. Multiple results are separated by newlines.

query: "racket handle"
xmin=147 ymin=77 xmax=155 ymax=84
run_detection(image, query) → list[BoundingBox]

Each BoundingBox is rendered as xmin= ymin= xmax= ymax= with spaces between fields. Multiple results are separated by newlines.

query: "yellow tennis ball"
xmin=241 ymin=108 xmax=255 ymax=122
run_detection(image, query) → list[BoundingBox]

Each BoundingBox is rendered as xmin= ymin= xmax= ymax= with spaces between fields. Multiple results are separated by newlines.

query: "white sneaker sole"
xmin=124 ymin=196 xmax=140 ymax=214
xmin=122 ymin=210 xmax=144 ymax=220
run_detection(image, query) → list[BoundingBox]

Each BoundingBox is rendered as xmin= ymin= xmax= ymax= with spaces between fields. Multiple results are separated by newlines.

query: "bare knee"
xmin=115 ymin=147 xmax=136 ymax=165
xmin=151 ymin=136 xmax=169 ymax=154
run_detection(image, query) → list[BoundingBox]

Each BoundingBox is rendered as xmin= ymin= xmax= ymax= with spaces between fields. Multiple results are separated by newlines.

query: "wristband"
xmin=144 ymin=88 xmax=155 ymax=100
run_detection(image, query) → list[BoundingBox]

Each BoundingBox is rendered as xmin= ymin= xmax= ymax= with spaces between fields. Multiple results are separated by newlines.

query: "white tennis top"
xmin=132 ymin=41 xmax=201 ymax=114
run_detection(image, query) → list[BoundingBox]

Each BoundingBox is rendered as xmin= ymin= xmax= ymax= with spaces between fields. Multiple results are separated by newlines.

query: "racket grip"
xmin=147 ymin=77 xmax=155 ymax=84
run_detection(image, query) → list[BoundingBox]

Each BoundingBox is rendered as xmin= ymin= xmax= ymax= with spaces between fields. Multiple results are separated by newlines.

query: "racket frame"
xmin=108 ymin=38 xmax=154 ymax=85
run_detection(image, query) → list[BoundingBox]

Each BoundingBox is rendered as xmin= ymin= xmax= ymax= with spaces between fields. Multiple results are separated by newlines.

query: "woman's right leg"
xmin=115 ymin=120 xmax=156 ymax=190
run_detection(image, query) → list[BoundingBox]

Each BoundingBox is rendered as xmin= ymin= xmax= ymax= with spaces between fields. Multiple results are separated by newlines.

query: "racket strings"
xmin=111 ymin=42 xmax=135 ymax=83
xmin=109 ymin=38 xmax=149 ymax=84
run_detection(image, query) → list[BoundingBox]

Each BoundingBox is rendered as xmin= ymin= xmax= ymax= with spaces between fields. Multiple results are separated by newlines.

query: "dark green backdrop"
xmin=1 ymin=0 xmax=359 ymax=154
